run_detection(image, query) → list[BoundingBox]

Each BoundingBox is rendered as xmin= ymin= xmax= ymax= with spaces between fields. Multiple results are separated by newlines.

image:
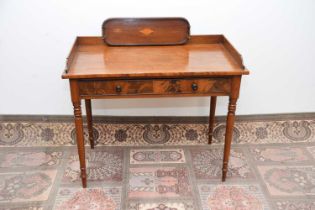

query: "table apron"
xmin=77 ymin=77 xmax=232 ymax=98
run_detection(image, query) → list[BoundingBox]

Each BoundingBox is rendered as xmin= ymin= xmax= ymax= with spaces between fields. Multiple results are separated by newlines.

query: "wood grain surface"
xmin=102 ymin=18 xmax=190 ymax=46
xmin=78 ymin=78 xmax=231 ymax=98
xmin=62 ymin=36 xmax=248 ymax=79
xmin=63 ymin=19 xmax=250 ymax=188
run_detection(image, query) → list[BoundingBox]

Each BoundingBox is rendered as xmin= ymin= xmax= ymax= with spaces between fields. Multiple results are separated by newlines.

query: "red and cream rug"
xmin=0 ymin=114 xmax=314 ymax=209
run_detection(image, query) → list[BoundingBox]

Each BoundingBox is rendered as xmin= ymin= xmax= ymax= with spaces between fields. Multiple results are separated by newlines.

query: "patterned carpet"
xmin=0 ymin=114 xmax=315 ymax=210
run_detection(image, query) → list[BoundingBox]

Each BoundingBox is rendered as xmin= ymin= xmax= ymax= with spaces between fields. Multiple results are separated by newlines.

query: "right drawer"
xmin=153 ymin=78 xmax=231 ymax=95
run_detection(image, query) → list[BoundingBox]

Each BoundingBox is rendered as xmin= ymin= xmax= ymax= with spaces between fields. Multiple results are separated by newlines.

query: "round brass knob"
xmin=116 ymin=85 xmax=122 ymax=93
xmin=191 ymin=83 xmax=198 ymax=91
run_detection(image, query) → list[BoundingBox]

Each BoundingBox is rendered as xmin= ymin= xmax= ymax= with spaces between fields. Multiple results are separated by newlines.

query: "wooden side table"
xmin=62 ymin=18 xmax=249 ymax=188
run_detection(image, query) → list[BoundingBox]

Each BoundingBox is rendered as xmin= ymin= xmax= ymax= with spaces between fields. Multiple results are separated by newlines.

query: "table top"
xmin=62 ymin=35 xmax=249 ymax=79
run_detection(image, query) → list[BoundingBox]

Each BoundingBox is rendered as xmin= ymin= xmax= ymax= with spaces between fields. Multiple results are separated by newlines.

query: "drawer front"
xmin=78 ymin=78 xmax=231 ymax=97
xmin=79 ymin=80 xmax=154 ymax=95
xmin=153 ymin=78 xmax=231 ymax=95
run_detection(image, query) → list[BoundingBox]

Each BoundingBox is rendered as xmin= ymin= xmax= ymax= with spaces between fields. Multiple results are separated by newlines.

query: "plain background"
xmin=0 ymin=0 xmax=314 ymax=116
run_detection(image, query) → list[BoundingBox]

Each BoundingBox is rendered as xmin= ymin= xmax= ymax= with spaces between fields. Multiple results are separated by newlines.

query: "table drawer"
xmin=79 ymin=78 xmax=231 ymax=97
xmin=153 ymin=78 xmax=231 ymax=95
xmin=79 ymin=79 xmax=153 ymax=95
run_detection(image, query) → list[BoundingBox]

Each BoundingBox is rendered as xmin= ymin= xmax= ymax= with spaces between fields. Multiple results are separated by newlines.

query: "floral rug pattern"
xmin=257 ymin=165 xmax=315 ymax=196
xmin=0 ymin=151 xmax=63 ymax=168
xmin=198 ymin=184 xmax=266 ymax=210
xmin=0 ymin=115 xmax=315 ymax=209
xmin=0 ymin=118 xmax=315 ymax=147
xmin=190 ymin=148 xmax=254 ymax=180
xmin=0 ymin=170 xmax=57 ymax=203
xmin=128 ymin=167 xmax=192 ymax=198
xmin=53 ymin=187 xmax=121 ymax=210
xmin=128 ymin=201 xmax=195 ymax=210
xmin=130 ymin=149 xmax=186 ymax=164
xmin=63 ymin=149 xmax=123 ymax=183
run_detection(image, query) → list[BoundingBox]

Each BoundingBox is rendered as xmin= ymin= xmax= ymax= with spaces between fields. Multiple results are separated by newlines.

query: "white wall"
xmin=0 ymin=0 xmax=314 ymax=116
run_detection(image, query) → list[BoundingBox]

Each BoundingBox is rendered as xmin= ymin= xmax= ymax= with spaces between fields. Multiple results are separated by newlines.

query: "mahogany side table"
xmin=62 ymin=18 xmax=249 ymax=188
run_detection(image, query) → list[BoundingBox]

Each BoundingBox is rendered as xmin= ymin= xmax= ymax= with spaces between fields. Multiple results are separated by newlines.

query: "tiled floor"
xmin=0 ymin=117 xmax=315 ymax=209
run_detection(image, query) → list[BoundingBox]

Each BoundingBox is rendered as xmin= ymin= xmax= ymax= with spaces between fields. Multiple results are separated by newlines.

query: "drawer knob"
xmin=116 ymin=85 xmax=122 ymax=93
xmin=191 ymin=83 xmax=198 ymax=91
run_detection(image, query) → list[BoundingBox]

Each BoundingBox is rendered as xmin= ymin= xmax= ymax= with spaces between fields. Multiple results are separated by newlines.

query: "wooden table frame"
xmin=69 ymin=76 xmax=241 ymax=188
xmin=63 ymin=34 xmax=248 ymax=188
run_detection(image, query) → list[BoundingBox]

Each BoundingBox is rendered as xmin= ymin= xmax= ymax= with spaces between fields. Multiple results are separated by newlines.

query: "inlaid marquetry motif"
xmin=140 ymin=28 xmax=154 ymax=36
xmin=113 ymin=28 xmax=122 ymax=33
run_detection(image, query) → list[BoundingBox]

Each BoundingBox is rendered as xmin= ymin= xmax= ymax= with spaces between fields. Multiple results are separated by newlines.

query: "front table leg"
xmin=222 ymin=76 xmax=240 ymax=181
xmin=70 ymin=81 xmax=87 ymax=188
xmin=222 ymin=97 xmax=238 ymax=181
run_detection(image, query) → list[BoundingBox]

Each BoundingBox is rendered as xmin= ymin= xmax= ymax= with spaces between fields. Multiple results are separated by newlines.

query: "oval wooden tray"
xmin=102 ymin=17 xmax=190 ymax=46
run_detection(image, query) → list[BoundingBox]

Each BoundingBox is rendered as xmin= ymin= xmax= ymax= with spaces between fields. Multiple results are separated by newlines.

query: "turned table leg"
xmin=85 ymin=99 xmax=94 ymax=149
xmin=70 ymin=80 xmax=87 ymax=188
xmin=208 ymin=96 xmax=217 ymax=144
xmin=222 ymin=76 xmax=240 ymax=182
xmin=222 ymin=97 xmax=238 ymax=181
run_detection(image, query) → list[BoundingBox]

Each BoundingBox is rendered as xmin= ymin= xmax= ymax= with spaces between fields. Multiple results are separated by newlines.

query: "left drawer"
xmin=78 ymin=80 xmax=154 ymax=96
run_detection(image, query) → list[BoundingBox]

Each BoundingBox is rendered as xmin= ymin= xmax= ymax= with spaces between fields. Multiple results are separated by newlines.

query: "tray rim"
xmin=62 ymin=35 xmax=249 ymax=79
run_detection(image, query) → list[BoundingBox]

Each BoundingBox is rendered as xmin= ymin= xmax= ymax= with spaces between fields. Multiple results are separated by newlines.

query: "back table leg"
xmin=85 ymin=99 xmax=94 ymax=149
xmin=208 ymin=96 xmax=217 ymax=144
